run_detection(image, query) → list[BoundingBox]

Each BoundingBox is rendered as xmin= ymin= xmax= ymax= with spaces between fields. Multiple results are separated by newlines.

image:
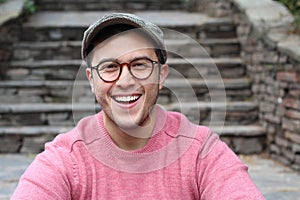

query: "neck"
xmin=104 ymin=109 xmax=157 ymax=151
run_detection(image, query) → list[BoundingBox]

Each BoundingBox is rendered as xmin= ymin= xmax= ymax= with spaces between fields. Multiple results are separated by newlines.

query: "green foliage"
xmin=181 ymin=0 xmax=194 ymax=11
xmin=292 ymin=15 xmax=300 ymax=34
xmin=275 ymin=0 xmax=300 ymax=34
xmin=0 ymin=0 xmax=7 ymax=4
xmin=24 ymin=0 xmax=37 ymax=14
xmin=275 ymin=0 xmax=300 ymax=15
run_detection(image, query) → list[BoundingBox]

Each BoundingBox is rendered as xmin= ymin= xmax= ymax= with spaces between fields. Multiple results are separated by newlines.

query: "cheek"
xmin=92 ymin=80 xmax=111 ymax=99
xmin=143 ymin=69 xmax=160 ymax=86
xmin=143 ymin=81 xmax=160 ymax=98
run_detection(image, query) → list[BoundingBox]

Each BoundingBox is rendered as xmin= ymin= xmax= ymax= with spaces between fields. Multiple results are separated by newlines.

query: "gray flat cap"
xmin=81 ymin=13 xmax=167 ymax=64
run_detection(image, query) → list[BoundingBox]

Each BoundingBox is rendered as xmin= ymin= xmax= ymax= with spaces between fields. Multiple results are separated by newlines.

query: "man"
xmin=12 ymin=13 xmax=265 ymax=199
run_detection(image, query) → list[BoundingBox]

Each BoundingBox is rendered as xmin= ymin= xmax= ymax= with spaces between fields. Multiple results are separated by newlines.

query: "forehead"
xmin=90 ymin=31 xmax=156 ymax=64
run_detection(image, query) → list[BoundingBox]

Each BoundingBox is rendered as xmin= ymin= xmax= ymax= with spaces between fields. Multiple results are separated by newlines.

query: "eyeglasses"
xmin=89 ymin=57 xmax=160 ymax=83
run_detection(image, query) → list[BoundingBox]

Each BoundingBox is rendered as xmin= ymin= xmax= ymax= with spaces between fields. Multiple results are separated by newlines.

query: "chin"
xmin=115 ymin=118 xmax=143 ymax=130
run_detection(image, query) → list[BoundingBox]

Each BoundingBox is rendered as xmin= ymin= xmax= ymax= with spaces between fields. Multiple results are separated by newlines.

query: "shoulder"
xmin=45 ymin=113 xmax=101 ymax=154
xmin=164 ymin=109 xmax=213 ymax=143
xmin=162 ymin=108 xmax=224 ymax=157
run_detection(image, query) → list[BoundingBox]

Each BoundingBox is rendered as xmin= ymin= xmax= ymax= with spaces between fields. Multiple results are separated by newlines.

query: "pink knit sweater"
xmin=11 ymin=106 xmax=265 ymax=199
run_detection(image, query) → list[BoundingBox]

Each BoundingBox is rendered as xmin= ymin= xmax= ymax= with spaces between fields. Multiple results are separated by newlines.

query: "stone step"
xmin=21 ymin=11 xmax=235 ymax=41
xmin=0 ymin=101 xmax=258 ymax=127
xmin=12 ymin=38 xmax=240 ymax=61
xmin=167 ymin=38 xmax=240 ymax=58
xmin=6 ymin=57 xmax=245 ymax=80
xmin=35 ymin=0 xmax=186 ymax=11
xmin=0 ymin=77 xmax=251 ymax=104
xmin=0 ymin=124 xmax=265 ymax=154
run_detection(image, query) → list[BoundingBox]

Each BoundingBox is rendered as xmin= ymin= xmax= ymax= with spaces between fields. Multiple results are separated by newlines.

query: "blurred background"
xmin=0 ymin=0 xmax=300 ymax=199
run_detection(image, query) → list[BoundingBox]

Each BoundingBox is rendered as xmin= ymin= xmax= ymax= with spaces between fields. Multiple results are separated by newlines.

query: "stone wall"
xmin=0 ymin=0 xmax=26 ymax=79
xmin=197 ymin=0 xmax=300 ymax=171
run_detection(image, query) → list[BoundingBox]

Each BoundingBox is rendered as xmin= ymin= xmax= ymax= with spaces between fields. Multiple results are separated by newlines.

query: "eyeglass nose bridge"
xmin=115 ymin=62 xmax=135 ymax=81
xmin=120 ymin=62 xmax=130 ymax=68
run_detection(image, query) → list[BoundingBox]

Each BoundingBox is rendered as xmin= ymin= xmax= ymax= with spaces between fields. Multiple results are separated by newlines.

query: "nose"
xmin=115 ymin=65 xmax=135 ymax=88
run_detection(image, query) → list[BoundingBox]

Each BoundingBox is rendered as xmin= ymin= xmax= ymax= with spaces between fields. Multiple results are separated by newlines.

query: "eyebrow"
xmin=96 ymin=56 xmax=153 ymax=65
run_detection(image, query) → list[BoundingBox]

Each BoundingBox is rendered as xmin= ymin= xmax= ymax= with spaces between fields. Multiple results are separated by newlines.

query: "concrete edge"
xmin=0 ymin=0 xmax=26 ymax=26
xmin=232 ymin=0 xmax=300 ymax=62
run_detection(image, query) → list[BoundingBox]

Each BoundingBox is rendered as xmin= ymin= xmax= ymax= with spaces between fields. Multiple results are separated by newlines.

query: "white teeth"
xmin=115 ymin=95 xmax=139 ymax=102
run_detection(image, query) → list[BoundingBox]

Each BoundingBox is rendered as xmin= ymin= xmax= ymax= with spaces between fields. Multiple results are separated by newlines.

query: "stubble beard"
xmin=96 ymin=86 xmax=159 ymax=132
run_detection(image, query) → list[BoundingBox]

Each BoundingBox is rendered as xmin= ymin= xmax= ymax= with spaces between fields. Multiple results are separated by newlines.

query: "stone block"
xmin=47 ymin=112 xmax=74 ymax=126
xmin=13 ymin=49 xmax=31 ymax=60
xmin=286 ymin=109 xmax=300 ymax=120
xmin=237 ymin=24 xmax=251 ymax=36
xmin=19 ymin=88 xmax=47 ymax=96
xmin=259 ymin=101 xmax=275 ymax=113
xmin=292 ymin=143 xmax=300 ymax=153
xmin=295 ymin=155 xmax=300 ymax=165
xmin=264 ymin=95 xmax=279 ymax=104
xmin=282 ymin=117 xmax=300 ymax=132
xmin=232 ymin=136 xmax=265 ymax=154
xmin=271 ymin=154 xmax=291 ymax=166
xmin=211 ymin=44 xmax=240 ymax=56
xmin=0 ymin=95 xmax=43 ymax=103
xmin=267 ymin=133 xmax=275 ymax=144
xmin=127 ymin=2 xmax=147 ymax=10
xmin=264 ymin=113 xmax=281 ymax=124
xmin=285 ymin=131 xmax=300 ymax=144
xmin=282 ymin=98 xmax=300 ymax=110
xmin=259 ymin=84 xmax=267 ymax=94
xmin=157 ymin=96 xmax=169 ymax=105
xmin=50 ymin=87 xmax=72 ymax=97
xmin=53 ymin=69 xmax=78 ymax=80
xmin=2 ymin=113 xmax=46 ymax=126
xmin=291 ymin=163 xmax=300 ymax=171
xmin=277 ymin=71 xmax=300 ymax=83
xmin=0 ymin=135 xmax=22 ymax=153
xmin=275 ymin=135 xmax=289 ymax=148
xmin=252 ymin=52 xmax=264 ymax=63
xmin=20 ymin=135 xmax=56 ymax=153
xmin=0 ymin=48 xmax=11 ymax=61
xmin=278 ymin=54 xmax=288 ymax=64
xmin=6 ymin=68 xmax=30 ymax=78
xmin=269 ymin=144 xmax=280 ymax=155
xmin=262 ymin=51 xmax=278 ymax=64
xmin=281 ymin=148 xmax=294 ymax=161
xmin=0 ymin=88 xmax=17 ymax=95
xmin=290 ymin=88 xmax=300 ymax=98
xmin=251 ymin=84 xmax=260 ymax=94
xmin=266 ymin=85 xmax=275 ymax=95
xmin=49 ymin=29 xmax=63 ymax=40
xmin=266 ymin=124 xmax=277 ymax=135
xmin=219 ymin=136 xmax=233 ymax=150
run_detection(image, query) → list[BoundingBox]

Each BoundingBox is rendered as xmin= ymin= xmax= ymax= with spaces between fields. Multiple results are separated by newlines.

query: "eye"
xmin=131 ymin=59 xmax=151 ymax=69
xmin=99 ymin=62 xmax=119 ymax=72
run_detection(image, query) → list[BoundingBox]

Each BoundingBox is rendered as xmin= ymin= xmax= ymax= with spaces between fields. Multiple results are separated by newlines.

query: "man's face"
xmin=86 ymin=31 xmax=168 ymax=130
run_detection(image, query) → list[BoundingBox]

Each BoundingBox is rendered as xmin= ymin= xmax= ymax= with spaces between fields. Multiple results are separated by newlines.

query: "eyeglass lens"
xmin=96 ymin=58 xmax=156 ymax=82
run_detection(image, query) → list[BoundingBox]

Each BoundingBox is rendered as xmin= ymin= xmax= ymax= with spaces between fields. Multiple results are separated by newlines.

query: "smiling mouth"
xmin=113 ymin=95 xmax=141 ymax=104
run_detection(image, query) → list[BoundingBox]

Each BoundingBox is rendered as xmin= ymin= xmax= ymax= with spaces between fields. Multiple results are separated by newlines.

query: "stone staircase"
xmin=34 ymin=0 xmax=187 ymax=11
xmin=0 ymin=1 xmax=265 ymax=154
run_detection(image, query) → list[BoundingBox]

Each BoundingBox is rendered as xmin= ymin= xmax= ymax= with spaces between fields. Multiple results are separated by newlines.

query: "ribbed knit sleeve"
xmin=196 ymin=133 xmax=265 ymax=200
xmin=11 ymin=141 xmax=75 ymax=199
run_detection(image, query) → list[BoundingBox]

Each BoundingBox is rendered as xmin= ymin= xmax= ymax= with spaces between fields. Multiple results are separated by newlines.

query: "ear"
xmin=86 ymin=68 xmax=95 ymax=93
xmin=159 ymin=64 xmax=169 ymax=90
